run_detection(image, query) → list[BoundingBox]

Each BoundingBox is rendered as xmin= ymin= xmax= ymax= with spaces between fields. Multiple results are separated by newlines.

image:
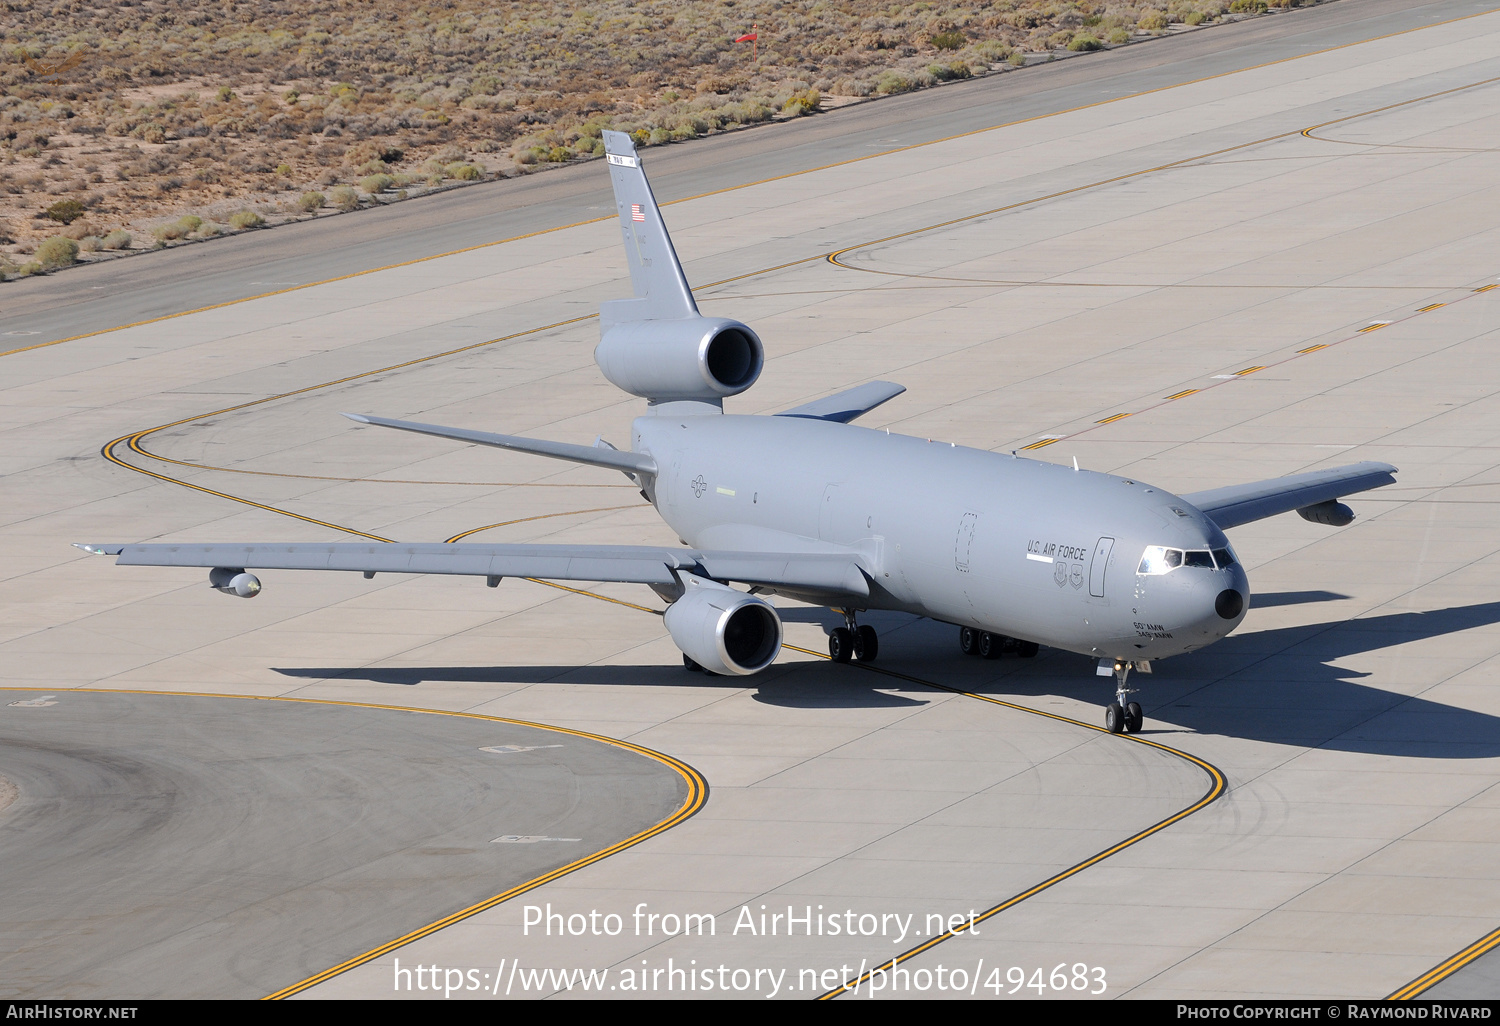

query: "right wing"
xmin=76 ymin=542 xmax=872 ymax=600
xmin=775 ymin=381 xmax=906 ymax=424
xmin=1182 ymin=461 xmax=1398 ymax=530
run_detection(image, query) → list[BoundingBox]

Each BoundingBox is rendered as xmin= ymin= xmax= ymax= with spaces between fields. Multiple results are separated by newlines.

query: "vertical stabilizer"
xmin=601 ymin=130 xmax=698 ymax=330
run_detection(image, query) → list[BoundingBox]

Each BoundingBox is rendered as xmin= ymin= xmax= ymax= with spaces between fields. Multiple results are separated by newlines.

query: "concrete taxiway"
xmin=0 ymin=689 xmax=691 ymax=998
xmin=3 ymin=0 xmax=1500 ymax=1000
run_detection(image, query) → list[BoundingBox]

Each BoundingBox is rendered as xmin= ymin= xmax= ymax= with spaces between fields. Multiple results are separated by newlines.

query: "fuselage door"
xmin=955 ymin=512 xmax=978 ymax=573
xmin=1089 ymin=536 xmax=1115 ymax=598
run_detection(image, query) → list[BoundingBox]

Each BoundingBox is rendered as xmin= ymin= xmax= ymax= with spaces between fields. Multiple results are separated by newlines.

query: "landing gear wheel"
xmin=855 ymin=625 xmax=879 ymax=662
xmin=683 ymin=654 xmax=701 ymax=673
xmin=978 ymin=631 xmax=1002 ymax=659
xmin=1124 ymin=702 xmax=1143 ymax=734
xmin=829 ymin=627 xmax=854 ymax=663
xmin=1105 ymin=702 xmax=1125 ymax=734
xmin=959 ymin=627 xmax=979 ymax=656
xmin=1016 ymin=640 xmax=1039 ymax=658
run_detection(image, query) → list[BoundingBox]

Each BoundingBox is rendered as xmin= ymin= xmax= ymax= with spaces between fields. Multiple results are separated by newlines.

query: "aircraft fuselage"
xmin=636 ymin=414 xmax=1249 ymax=663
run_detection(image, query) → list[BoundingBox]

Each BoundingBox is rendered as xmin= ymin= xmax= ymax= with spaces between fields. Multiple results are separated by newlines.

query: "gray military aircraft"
xmin=80 ymin=131 xmax=1398 ymax=733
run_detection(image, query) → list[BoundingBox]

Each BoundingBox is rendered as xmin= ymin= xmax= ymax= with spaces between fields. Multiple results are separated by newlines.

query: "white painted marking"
xmin=606 ymin=153 xmax=639 ymax=168
xmin=480 ymin=744 xmax=564 ymax=754
xmin=1211 ymin=374 xmax=1236 ymax=379
xmin=490 ymin=835 xmax=582 ymax=844
xmin=3 ymin=331 xmax=40 ymax=336
xmin=1026 ymin=553 xmax=1054 ymax=563
xmin=9 ymin=696 xmax=58 ymax=707
xmin=1038 ymin=434 xmax=1065 ymax=440
xmin=716 ymin=486 xmax=736 ymax=496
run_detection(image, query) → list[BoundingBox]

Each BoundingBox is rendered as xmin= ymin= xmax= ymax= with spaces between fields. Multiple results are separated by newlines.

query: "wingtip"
xmin=73 ymin=543 xmax=123 ymax=555
xmin=341 ymin=412 xmax=372 ymax=424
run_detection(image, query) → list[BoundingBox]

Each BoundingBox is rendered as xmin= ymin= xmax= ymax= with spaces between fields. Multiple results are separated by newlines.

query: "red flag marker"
xmin=736 ymin=23 xmax=758 ymax=59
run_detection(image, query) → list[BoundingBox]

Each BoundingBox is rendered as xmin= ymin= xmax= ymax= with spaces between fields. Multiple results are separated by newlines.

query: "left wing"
xmin=1182 ymin=461 xmax=1398 ymax=531
xmin=75 ymin=542 xmax=872 ymax=600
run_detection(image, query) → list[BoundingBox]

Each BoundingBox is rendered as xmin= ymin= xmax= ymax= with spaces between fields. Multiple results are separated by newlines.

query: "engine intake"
xmin=595 ymin=317 xmax=763 ymax=401
xmin=662 ymin=576 xmax=782 ymax=675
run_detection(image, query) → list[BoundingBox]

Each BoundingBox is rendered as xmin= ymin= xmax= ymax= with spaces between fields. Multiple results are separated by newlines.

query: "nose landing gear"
xmin=1102 ymin=659 xmax=1145 ymax=735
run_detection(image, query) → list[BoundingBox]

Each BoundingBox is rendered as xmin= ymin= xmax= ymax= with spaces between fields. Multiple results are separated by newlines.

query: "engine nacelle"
xmin=662 ymin=576 xmax=782 ymax=676
xmin=595 ymin=317 xmax=763 ymax=401
xmin=209 ymin=567 xmax=261 ymax=598
xmin=1297 ymin=500 xmax=1355 ymax=527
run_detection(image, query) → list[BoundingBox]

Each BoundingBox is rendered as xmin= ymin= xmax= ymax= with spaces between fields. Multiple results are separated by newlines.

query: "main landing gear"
xmin=957 ymin=626 xmax=1040 ymax=660
xmin=830 ymin=610 xmax=878 ymax=663
xmin=1103 ymin=659 xmax=1144 ymax=735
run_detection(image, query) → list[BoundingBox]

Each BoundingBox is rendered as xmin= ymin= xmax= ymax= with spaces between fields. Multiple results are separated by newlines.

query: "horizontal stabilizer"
xmin=774 ymin=381 xmax=907 ymax=424
xmin=76 ymin=543 xmax=870 ymax=600
xmin=1183 ymin=461 xmax=1398 ymax=530
xmin=343 ymin=413 xmax=657 ymax=481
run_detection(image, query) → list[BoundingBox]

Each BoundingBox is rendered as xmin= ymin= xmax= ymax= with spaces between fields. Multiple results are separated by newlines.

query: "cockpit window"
xmin=1138 ymin=546 xmax=1175 ymax=574
xmin=1139 ymin=545 xmax=1237 ymax=575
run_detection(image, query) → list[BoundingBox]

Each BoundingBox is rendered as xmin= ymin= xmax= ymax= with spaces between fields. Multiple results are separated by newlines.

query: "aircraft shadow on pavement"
xmin=272 ymin=661 xmax=928 ymax=709
xmin=865 ymin=600 xmax=1500 ymax=759
xmin=275 ymin=599 xmax=1500 ymax=750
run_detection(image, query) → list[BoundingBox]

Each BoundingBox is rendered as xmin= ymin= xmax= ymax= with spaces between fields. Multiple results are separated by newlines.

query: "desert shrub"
xmin=875 ymin=71 xmax=915 ymax=95
xmin=45 ymin=199 xmax=87 ymax=224
xmin=359 ymin=173 xmax=394 ymax=193
xmin=329 ymin=185 xmax=360 ymax=211
xmin=299 ymin=192 xmax=324 ymax=212
xmin=1008 ymin=50 xmax=1028 ymax=67
xmin=782 ymin=88 xmax=821 ymax=116
xmin=1139 ymin=10 xmax=1170 ymax=30
xmin=101 ymin=230 xmax=132 ymax=250
xmin=78 ymin=235 xmax=101 ymax=252
xmin=198 ymin=222 xmax=221 ymax=237
xmin=446 ymin=163 xmax=481 ymax=180
xmin=36 ymin=236 xmax=80 ymax=268
xmin=217 ymin=86 xmax=234 ymax=102
xmin=228 ymin=209 xmax=264 ymax=229
xmin=929 ymin=62 xmax=972 ymax=81
xmin=152 ymin=215 xmax=201 ymax=241
xmin=1229 ymin=0 xmax=1267 ymax=10
xmin=1069 ymin=34 xmax=1104 ymax=51
xmin=274 ymin=163 xmax=292 ymax=176
xmin=931 ymin=30 xmax=965 ymax=50
xmin=18 ymin=261 xmax=44 ymax=276
xmin=973 ymin=40 xmax=1015 ymax=62
xmin=1109 ymin=27 xmax=1133 ymax=42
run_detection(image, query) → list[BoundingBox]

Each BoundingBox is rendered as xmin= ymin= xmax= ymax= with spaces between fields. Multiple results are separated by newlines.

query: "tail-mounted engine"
xmin=595 ymin=317 xmax=763 ymax=402
xmin=662 ymin=575 xmax=782 ymax=675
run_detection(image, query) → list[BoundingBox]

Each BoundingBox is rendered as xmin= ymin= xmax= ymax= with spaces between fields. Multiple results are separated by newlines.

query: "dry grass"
xmin=1 ymin=0 xmax=1272 ymax=274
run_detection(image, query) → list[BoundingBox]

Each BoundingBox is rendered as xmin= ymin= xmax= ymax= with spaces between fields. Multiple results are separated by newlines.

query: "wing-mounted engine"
xmin=595 ymin=316 xmax=763 ymax=401
xmin=662 ymin=575 xmax=782 ymax=675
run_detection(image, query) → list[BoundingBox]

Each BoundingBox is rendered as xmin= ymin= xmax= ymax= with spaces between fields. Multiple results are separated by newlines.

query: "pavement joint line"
xmin=823 ymin=74 xmax=1500 ymax=281
xmin=0 ymin=686 xmax=709 ymax=1002
xmin=5 ymin=4 xmax=1498 ymax=362
xmin=57 ymin=13 xmax=1500 ymax=998
xmin=441 ymin=505 xmax=649 ymax=543
xmin=1018 ymin=268 xmax=1499 ymax=452
xmin=89 ymin=76 xmax=1500 ymax=513
xmin=1106 ymin=467 xmax=1500 ymax=998
xmin=795 ymin=652 xmax=1227 ymax=1000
